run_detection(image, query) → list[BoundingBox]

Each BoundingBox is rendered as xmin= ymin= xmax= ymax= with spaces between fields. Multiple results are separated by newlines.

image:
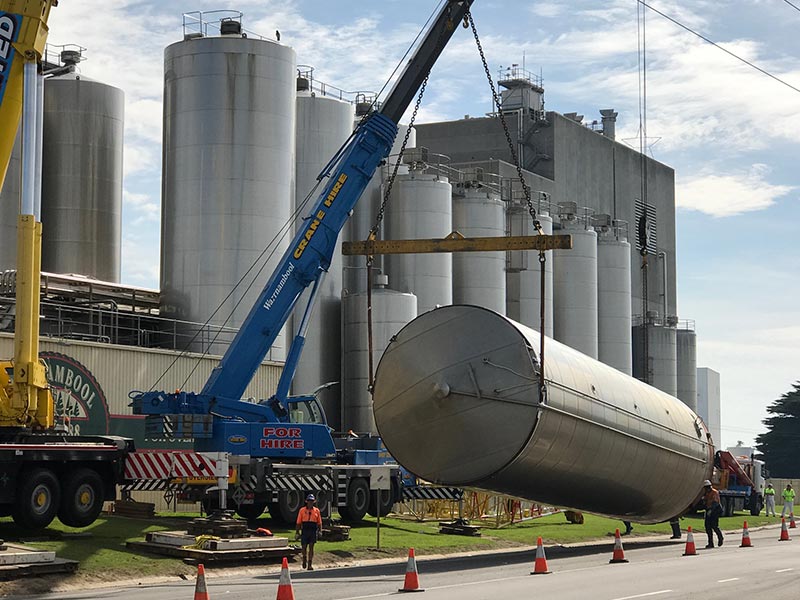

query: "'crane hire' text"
xmin=293 ymin=173 xmax=348 ymax=259
xmin=260 ymin=426 xmax=304 ymax=449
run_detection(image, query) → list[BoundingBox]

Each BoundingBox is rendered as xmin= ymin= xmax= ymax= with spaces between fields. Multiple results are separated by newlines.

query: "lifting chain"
xmin=468 ymin=10 xmax=547 ymax=398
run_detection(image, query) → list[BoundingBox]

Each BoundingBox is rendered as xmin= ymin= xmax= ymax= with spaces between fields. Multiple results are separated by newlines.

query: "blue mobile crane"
xmin=132 ymin=0 xmax=474 ymax=523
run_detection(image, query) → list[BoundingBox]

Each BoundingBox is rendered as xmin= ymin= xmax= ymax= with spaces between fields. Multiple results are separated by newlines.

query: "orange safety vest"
xmin=296 ymin=506 xmax=322 ymax=527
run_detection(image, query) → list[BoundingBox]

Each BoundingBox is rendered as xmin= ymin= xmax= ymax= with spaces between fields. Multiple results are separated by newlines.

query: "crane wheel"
xmin=235 ymin=501 xmax=267 ymax=521
xmin=12 ymin=467 xmax=61 ymax=530
xmin=276 ymin=490 xmax=303 ymax=524
xmin=339 ymin=478 xmax=369 ymax=522
xmin=58 ymin=468 xmax=104 ymax=528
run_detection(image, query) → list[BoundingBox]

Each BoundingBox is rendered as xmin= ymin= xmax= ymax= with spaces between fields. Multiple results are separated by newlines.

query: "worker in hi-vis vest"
xmin=295 ymin=493 xmax=323 ymax=570
xmin=781 ymin=484 xmax=796 ymax=518
xmin=764 ymin=482 xmax=776 ymax=517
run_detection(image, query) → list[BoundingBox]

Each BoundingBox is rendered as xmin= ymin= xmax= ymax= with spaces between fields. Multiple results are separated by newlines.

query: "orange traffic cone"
xmin=530 ymin=536 xmax=552 ymax=574
xmin=194 ymin=564 xmax=210 ymax=600
xmin=779 ymin=518 xmax=791 ymax=541
xmin=790 ymin=513 xmax=797 ymax=529
xmin=609 ymin=528 xmax=629 ymax=563
xmin=740 ymin=521 xmax=753 ymax=547
xmin=683 ymin=526 xmax=697 ymax=556
xmin=276 ymin=557 xmax=295 ymax=600
xmin=398 ymin=548 xmax=424 ymax=592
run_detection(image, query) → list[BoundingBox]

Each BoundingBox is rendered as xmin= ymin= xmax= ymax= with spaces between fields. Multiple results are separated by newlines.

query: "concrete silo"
xmin=452 ymin=176 xmax=505 ymax=314
xmin=633 ymin=313 xmax=678 ymax=397
xmin=553 ymin=202 xmax=597 ymax=358
xmin=596 ymin=215 xmax=632 ymax=375
xmin=341 ymin=274 xmax=416 ymax=432
xmin=160 ymin=19 xmax=296 ymax=358
xmin=291 ymin=75 xmax=354 ymax=429
xmin=41 ymin=61 xmax=124 ymax=282
xmin=676 ymin=323 xmax=697 ymax=411
xmin=384 ymin=156 xmax=452 ymax=314
xmin=0 ymin=129 xmax=20 ymax=271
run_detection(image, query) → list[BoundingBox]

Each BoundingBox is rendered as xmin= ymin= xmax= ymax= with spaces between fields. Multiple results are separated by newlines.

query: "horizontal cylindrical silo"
xmin=676 ymin=325 xmax=697 ymax=411
xmin=41 ymin=72 xmax=124 ymax=282
xmin=341 ymin=275 xmax=417 ymax=433
xmin=452 ymin=182 xmax=505 ymax=314
xmin=384 ymin=169 xmax=452 ymax=313
xmin=553 ymin=204 xmax=598 ymax=358
xmin=292 ymin=89 xmax=355 ymax=430
xmin=373 ymin=305 xmax=712 ymax=523
xmin=160 ymin=29 xmax=296 ymax=358
xmin=597 ymin=217 xmax=632 ymax=375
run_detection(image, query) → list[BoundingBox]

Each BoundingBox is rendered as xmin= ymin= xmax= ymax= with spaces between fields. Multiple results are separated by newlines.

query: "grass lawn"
xmin=0 ymin=507 xmax=783 ymax=595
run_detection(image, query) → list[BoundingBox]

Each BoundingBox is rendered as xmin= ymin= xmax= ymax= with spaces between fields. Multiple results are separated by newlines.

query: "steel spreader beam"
xmin=342 ymin=233 xmax=572 ymax=256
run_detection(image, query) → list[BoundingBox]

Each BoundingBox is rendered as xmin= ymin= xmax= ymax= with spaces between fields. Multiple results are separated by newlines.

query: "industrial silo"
xmin=514 ymin=207 xmax=554 ymax=337
xmin=0 ymin=129 xmax=20 ymax=271
xmin=160 ymin=20 xmax=296 ymax=358
xmin=291 ymin=78 xmax=355 ymax=429
xmin=343 ymin=118 xmax=415 ymax=294
xmin=676 ymin=323 xmax=697 ymax=411
xmin=41 ymin=64 xmax=124 ymax=282
xmin=553 ymin=203 xmax=598 ymax=358
xmin=633 ymin=314 xmax=678 ymax=397
xmin=452 ymin=178 xmax=505 ymax=314
xmin=596 ymin=215 xmax=632 ymax=375
xmin=341 ymin=274 xmax=416 ymax=432
xmin=384 ymin=160 xmax=452 ymax=314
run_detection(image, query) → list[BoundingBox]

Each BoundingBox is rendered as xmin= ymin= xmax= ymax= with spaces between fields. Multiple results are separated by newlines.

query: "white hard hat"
xmin=703 ymin=480 xmax=712 ymax=486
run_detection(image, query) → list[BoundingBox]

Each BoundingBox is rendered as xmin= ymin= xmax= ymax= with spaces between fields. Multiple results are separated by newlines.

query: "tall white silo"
xmin=341 ymin=274 xmax=417 ymax=433
xmin=384 ymin=164 xmax=452 ymax=314
xmin=676 ymin=324 xmax=697 ymax=411
xmin=633 ymin=314 xmax=678 ymax=397
xmin=553 ymin=203 xmax=598 ymax=358
xmin=291 ymin=81 xmax=354 ymax=429
xmin=160 ymin=21 xmax=296 ymax=359
xmin=452 ymin=179 xmax=505 ymax=314
xmin=0 ymin=129 xmax=20 ymax=271
xmin=41 ymin=65 xmax=124 ymax=282
xmin=515 ymin=208 xmax=554 ymax=337
xmin=343 ymin=118 xmax=415 ymax=293
xmin=596 ymin=215 xmax=632 ymax=375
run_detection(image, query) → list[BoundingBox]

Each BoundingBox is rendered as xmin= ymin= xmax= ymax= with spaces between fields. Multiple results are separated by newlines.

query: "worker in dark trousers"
xmin=702 ymin=479 xmax=724 ymax=548
xmin=669 ymin=518 xmax=681 ymax=539
xmin=296 ymin=494 xmax=323 ymax=570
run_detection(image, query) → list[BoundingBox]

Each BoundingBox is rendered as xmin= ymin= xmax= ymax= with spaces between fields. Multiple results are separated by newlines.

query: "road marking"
xmin=776 ymin=568 xmax=794 ymax=573
xmin=717 ymin=578 xmax=739 ymax=583
xmin=611 ymin=591 xmax=673 ymax=600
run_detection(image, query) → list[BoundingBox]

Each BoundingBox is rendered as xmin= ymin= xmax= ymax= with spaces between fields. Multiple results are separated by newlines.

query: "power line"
xmin=782 ymin=0 xmax=800 ymax=14
xmin=639 ymin=0 xmax=800 ymax=95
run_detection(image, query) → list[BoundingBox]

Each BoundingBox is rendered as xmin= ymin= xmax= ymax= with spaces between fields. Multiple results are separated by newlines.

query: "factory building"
xmin=697 ymin=367 xmax=722 ymax=446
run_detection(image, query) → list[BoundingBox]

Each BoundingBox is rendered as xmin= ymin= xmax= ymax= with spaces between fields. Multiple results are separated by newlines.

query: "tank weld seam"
xmin=539 ymin=403 xmax=708 ymax=463
xmin=446 ymin=388 xmax=537 ymax=407
xmin=546 ymin=380 xmax=709 ymax=443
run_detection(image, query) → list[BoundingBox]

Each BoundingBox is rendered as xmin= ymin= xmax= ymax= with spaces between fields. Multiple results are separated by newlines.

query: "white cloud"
xmin=123 ymin=190 xmax=159 ymax=226
xmin=677 ymin=165 xmax=794 ymax=216
xmin=123 ymin=145 xmax=158 ymax=177
xmin=121 ymin=233 xmax=159 ymax=288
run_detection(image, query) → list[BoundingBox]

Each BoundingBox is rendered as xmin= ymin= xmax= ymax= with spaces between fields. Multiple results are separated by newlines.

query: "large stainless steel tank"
xmin=341 ymin=274 xmax=416 ymax=432
xmin=160 ymin=30 xmax=296 ymax=358
xmin=676 ymin=325 xmax=698 ymax=411
xmin=553 ymin=204 xmax=598 ymax=358
xmin=516 ymin=211 xmax=553 ymax=336
xmin=373 ymin=305 xmax=712 ymax=523
xmin=633 ymin=318 xmax=678 ymax=397
xmin=291 ymin=89 xmax=354 ymax=429
xmin=40 ymin=73 xmax=124 ymax=281
xmin=0 ymin=129 xmax=20 ymax=270
xmin=384 ymin=168 xmax=452 ymax=313
xmin=343 ymin=123 xmax=415 ymax=293
xmin=452 ymin=182 xmax=505 ymax=314
xmin=597 ymin=218 xmax=632 ymax=375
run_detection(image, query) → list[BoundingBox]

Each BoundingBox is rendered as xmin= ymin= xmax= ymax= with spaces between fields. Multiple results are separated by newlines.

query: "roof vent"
xmin=220 ymin=19 xmax=242 ymax=36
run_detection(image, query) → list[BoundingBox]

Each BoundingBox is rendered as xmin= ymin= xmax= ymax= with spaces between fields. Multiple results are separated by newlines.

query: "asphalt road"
xmin=16 ymin=526 xmax=800 ymax=600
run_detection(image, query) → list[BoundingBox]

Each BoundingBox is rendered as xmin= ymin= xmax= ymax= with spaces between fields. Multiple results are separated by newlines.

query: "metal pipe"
xmin=21 ymin=62 xmax=38 ymax=217
xmin=34 ymin=73 xmax=44 ymax=217
xmin=658 ymin=250 xmax=668 ymax=320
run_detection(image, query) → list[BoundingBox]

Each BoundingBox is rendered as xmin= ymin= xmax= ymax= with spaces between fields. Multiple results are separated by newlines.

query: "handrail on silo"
xmin=181 ymin=10 xmax=270 ymax=41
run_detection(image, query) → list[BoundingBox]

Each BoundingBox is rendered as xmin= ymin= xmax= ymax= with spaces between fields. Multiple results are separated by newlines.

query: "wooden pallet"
xmin=113 ymin=500 xmax=156 ymax=519
xmin=0 ymin=558 xmax=77 ymax=580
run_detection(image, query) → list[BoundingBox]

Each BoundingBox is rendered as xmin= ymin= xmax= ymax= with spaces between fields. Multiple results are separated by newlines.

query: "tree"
xmin=756 ymin=382 xmax=800 ymax=478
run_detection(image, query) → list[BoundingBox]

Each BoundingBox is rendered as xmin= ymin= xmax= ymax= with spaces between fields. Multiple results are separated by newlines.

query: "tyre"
xmin=58 ymin=468 xmax=105 ymax=528
xmin=316 ymin=493 xmax=330 ymax=517
xmin=722 ymin=496 xmax=734 ymax=517
xmin=235 ymin=501 xmax=267 ymax=521
xmin=750 ymin=495 xmax=763 ymax=517
xmin=276 ymin=490 xmax=304 ymax=524
xmin=13 ymin=467 xmax=61 ymax=530
xmin=338 ymin=478 xmax=369 ymax=522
